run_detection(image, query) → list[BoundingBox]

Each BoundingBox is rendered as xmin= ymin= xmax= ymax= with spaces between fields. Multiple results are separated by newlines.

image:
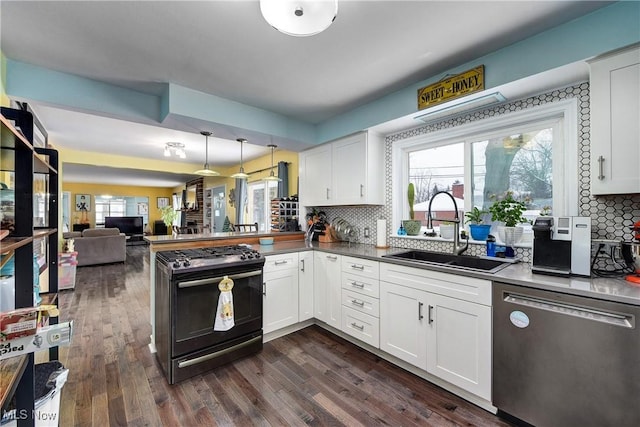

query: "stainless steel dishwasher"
xmin=493 ymin=282 xmax=640 ymax=427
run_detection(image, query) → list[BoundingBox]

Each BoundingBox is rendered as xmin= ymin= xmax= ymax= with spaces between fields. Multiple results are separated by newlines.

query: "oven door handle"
xmin=177 ymin=270 xmax=263 ymax=288
xmin=177 ymin=335 xmax=263 ymax=368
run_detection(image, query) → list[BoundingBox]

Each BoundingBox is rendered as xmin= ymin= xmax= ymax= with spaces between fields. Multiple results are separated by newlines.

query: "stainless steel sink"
xmin=382 ymin=250 xmax=511 ymax=274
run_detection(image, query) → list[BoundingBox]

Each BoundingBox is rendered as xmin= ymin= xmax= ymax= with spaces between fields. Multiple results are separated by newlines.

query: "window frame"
xmin=392 ymin=99 xmax=578 ymax=232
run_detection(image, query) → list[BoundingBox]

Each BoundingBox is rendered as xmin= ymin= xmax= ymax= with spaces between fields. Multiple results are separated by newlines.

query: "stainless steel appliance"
xmin=493 ymin=282 xmax=640 ymax=427
xmin=531 ymin=216 xmax=591 ymax=276
xmin=155 ymin=245 xmax=265 ymax=384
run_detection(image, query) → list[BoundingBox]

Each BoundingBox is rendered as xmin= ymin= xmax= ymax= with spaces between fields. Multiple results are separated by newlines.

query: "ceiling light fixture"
xmin=260 ymin=0 xmax=338 ymax=37
xmin=263 ymin=144 xmax=282 ymax=182
xmin=230 ymin=138 xmax=250 ymax=179
xmin=194 ymin=131 xmax=220 ymax=176
xmin=164 ymin=142 xmax=186 ymax=159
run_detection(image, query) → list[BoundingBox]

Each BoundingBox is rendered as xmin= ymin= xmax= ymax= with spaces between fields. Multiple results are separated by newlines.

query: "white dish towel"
xmin=214 ymin=276 xmax=235 ymax=331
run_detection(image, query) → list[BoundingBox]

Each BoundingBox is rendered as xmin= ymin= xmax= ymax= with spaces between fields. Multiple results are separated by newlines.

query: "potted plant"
xmin=488 ymin=191 xmax=528 ymax=244
xmin=159 ymin=205 xmax=179 ymax=234
xmin=464 ymin=206 xmax=491 ymax=240
xmin=402 ymin=183 xmax=422 ymax=235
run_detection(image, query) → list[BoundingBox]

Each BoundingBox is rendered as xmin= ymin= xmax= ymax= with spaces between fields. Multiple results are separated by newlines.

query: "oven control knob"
xmin=173 ymin=260 xmax=182 ymax=268
xmin=240 ymin=254 xmax=247 ymax=260
xmin=246 ymin=253 xmax=254 ymax=259
xmin=254 ymin=252 xmax=261 ymax=258
xmin=183 ymin=258 xmax=191 ymax=267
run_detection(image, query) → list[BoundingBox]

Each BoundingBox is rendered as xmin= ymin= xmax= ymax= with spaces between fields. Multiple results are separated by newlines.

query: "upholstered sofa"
xmin=62 ymin=228 xmax=126 ymax=266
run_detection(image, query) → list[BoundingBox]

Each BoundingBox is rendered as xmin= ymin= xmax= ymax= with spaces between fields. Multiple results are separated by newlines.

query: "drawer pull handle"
xmin=351 ymin=281 xmax=364 ymax=289
xmin=274 ymin=260 xmax=288 ymax=265
xmin=351 ymin=264 xmax=365 ymax=270
xmin=327 ymin=255 xmax=338 ymax=260
xmin=360 ymin=184 xmax=364 ymax=197
xmin=263 ymin=282 xmax=266 ymax=296
xmin=326 ymin=188 xmax=330 ymax=199
xmin=418 ymin=302 xmax=424 ymax=320
xmin=300 ymin=259 xmax=305 ymax=272
xmin=351 ymin=322 xmax=364 ymax=331
xmin=351 ymin=299 xmax=365 ymax=307
xmin=428 ymin=305 xmax=434 ymax=324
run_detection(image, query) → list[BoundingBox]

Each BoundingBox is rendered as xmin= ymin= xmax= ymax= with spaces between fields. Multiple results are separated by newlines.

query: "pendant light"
xmin=263 ymin=144 xmax=281 ymax=182
xmin=260 ymin=0 xmax=338 ymax=37
xmin=194 ymin=131 xmax=220 ymax=176
xmin=230 ymin=138 xmax=250 ymax=179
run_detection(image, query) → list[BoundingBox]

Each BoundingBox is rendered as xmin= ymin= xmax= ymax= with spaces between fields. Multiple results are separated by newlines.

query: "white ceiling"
xmin=0 ymin=1 xmax=611 ymax=187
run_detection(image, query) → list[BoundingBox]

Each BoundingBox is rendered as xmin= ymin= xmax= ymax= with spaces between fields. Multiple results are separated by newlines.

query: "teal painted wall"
xmin=5 ymin=1 xmax=640 ymax=145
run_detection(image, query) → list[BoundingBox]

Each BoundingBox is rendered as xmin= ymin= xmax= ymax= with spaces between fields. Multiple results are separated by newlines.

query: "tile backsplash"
xmin=306 ymin=82 xmax=640 ymax=259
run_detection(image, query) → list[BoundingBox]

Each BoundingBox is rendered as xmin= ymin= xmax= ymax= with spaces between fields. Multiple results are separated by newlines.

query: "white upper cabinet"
xmin=588 ymin=44 xmax=640 ymax=195
xmin=299 ymin=131 xmax=384 ymax=207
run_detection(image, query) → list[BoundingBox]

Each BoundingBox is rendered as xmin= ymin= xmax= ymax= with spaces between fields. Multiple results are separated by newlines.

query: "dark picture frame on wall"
xmin=157 ymin=197 xmax=169 ymax=209
xmin=75 ymin=194 xmax=91 ymax=212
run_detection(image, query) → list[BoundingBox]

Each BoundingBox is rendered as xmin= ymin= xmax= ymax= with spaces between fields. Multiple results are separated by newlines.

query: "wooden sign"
xmin=417 ymin=65 xmax=485 ymax=110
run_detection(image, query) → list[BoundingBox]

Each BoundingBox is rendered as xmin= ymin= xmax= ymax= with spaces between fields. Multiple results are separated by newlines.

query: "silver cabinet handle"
xmin=326 ymin=255 xmax=338 ymax=260
xmin=598 ymin=155 xmax=605 ymax=180
xmin=263 ymin=282 xmax=266 ymax=296
xmin=178 ymin=270 xmax=262 ymax=288
xmin=428 ymin=305 xmax=434 ymax=324
xmin=418 ymin=302 xmax=424 ymax=320
xmin=360 ymin=184 xmax=364 ymax=197
xmin=300 ymin=259 xmax=305 ymax=272
xmin=326 ymin=188 xmax=330 ymax=199
xmin=274 ymin=260 xmax=288 ymax=265
xmin=350 ymin=264 xmax=364 ymax=270
xmin=351 ymin=322 xmax=364 ymax=331
xmin=351 ymin=299 xmax=365 ymax=307
xmin=351 ymin=281 xmax=364 ymax=289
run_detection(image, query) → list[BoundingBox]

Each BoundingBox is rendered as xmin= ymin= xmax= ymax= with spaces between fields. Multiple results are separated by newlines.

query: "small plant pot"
xmin=402 ymin=220 xmax=422 ymax=236
xmin=439 ymin=224 xmax=455 ymax=239
xmin=469 ymin=224 xmax=491 ymax=241
xmin=497 ymin=225 xmax=524 ymax=245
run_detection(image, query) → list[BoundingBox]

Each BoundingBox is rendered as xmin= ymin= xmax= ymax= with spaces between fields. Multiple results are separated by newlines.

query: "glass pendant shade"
xmin=260 ymin=0 xmax=338 ymax=37
xmin=263 ymin=144 xmax=281 ymax=182
xmin=194 ymin=131 xmax=220 ymax=176
xmin=230 ymin=138 xmax=250 ymax=179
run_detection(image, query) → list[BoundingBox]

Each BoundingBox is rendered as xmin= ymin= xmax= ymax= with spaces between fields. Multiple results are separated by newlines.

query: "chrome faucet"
xmin=426 ymin=190 xmax=468 ymax=255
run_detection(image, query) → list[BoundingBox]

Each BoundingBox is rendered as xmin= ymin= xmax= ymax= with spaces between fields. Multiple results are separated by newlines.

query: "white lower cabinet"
xmin=426 ymin=292 xmax=491 ymax=400
xmin=313 ymin=252 xmax=341 ymax=328
xmin=263 ymin=253 xmax=299 ymax=334
xmin=298 ymin=251 xmax=314 ymax=322
xmin=380 ymin=263 xmax=492 ymax=401
xmin=379 ymin=281 xmax=428 ymax=370
xmin=340 ymin=256 xmax=380 ymax=347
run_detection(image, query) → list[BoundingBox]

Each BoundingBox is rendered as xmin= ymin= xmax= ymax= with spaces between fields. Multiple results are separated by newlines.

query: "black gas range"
xmin=156 ymin=244 xmax=265 ymax=273
xmin=155 ymin=244 xmax=265 ymax=384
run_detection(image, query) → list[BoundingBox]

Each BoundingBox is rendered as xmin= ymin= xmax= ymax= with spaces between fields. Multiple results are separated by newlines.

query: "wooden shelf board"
xmin=0 ymin=355 xmax=28 ymax=411
xmin=0 ymin=236 xmax=33 ymax=254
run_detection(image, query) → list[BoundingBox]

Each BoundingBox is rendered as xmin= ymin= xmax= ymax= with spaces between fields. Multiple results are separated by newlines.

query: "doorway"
xmin=211 ymin=185 xmax=226 ymax=232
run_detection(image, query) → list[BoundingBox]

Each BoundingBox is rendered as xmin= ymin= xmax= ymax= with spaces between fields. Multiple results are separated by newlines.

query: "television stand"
xmin=126 ymin=234 xmax=146 ymax=245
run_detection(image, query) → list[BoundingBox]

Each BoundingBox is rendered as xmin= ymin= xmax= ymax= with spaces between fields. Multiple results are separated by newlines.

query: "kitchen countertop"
xmin=252 ymin=240 xmax=640 ymax=307
xmin=144 ymin=230 xmax=305 ymax=244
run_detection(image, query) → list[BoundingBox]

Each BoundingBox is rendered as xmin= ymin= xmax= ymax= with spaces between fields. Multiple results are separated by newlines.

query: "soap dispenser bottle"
xmin=397 ymin=223 xmax=407 ymax=236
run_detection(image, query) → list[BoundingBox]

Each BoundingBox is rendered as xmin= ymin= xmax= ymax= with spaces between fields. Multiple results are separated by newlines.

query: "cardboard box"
xmin=0 ymin=321 xmax=73 ymax=360
xmin=0 ymin=307 xmax=38 ymax=341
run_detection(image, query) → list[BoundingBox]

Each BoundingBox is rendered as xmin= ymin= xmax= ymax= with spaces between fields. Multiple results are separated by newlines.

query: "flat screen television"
xmin=105 ymin=216 xmax=143 ymax=236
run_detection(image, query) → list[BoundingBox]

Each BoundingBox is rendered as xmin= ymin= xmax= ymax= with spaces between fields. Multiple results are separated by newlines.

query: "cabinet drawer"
xmin=341 ymin=306 xmax=379 ymax=348
xmin=342 ymin=256 xmax=379 ymax=280
xmin=341 ymin=289 xmax=379 ymax=318
xmin=264 ymin=252 xmax=299 ymax=273
xmin=342 ymin=272 xmax=379 ymax=298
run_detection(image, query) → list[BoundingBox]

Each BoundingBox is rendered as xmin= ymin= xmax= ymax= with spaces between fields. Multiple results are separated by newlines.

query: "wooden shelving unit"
xmin=0 ymin=108 xmax=60 ymax=426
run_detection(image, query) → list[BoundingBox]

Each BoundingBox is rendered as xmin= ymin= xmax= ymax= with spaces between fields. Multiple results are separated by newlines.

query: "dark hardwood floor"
xmin=55 ymin=245 xmax=513 ymax=426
